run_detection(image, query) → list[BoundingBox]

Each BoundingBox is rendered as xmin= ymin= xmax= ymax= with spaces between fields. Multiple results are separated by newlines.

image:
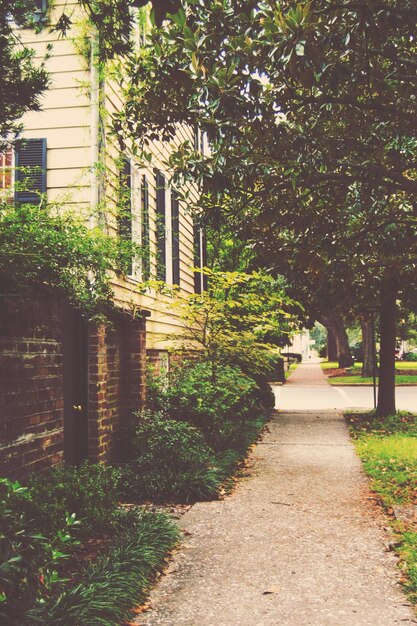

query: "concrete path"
xmin=277 ymin=362 xmax=417 ymax=412
xmin=286 ymin=361 xmax=329 ymax=386
xmin=137 ymin=365 xmax=416 ymax=625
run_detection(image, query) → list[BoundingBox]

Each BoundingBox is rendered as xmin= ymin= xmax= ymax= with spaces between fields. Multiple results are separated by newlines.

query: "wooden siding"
xmin=18 ymin=2 xmax=201 ymax=349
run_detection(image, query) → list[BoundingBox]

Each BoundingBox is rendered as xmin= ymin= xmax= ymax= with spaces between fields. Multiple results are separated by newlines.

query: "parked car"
xmin=281 ymin=352 xmax=302 ymax=363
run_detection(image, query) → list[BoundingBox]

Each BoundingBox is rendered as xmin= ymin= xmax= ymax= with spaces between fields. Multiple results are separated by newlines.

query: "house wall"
xmin=19 ymin=2 xmax=201 ymax=350
xmin=0 ymin=3 xmax=204 ymax=478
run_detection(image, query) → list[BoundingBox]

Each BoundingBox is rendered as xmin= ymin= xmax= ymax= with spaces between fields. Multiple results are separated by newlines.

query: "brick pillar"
xmin=123 ymin=316 xmax=147 ymax=416
xmin=87 ymin=324 xmax=109 ymax=463
xmin=87 ymin=314 xmax=147 ymax=465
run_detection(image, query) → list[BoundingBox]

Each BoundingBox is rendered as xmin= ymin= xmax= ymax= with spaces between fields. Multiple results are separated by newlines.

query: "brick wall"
xmin=88 ymin=315 xmax=147 ymax=464
xmin=1 ymin=297 xmax=147 ymax=479
xmin=0 ymin=296 xmax=64 ymax=479
xmin=147 ymin=349 xmax=170 ymax=376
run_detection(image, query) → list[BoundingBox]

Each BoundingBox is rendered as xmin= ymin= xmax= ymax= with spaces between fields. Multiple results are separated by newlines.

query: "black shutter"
xmin=155 ymin=169 xmax=166 ymax=281
xmin=193 ymin=128 xmax=199 ymax=152
xmin=194 ymin=224 xmax=202 ymax=294
xmin=118 ymin=158 xmax=132 ymax=274
xmin=171 ymin=190 xmax=180 ymax=286
xmin=201 ymin=228 xmax=207 ymax=291
xmin=141 ymin=175 xmax=150 ymax=281
xmin=35 ymin=0 xmax=48 ymax=10
xmin=15 ymin=138 xmax=47 ymax=205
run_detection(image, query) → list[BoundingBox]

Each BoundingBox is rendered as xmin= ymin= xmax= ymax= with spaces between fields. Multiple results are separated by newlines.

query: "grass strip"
xmin=347 ymin=411 xmax=417 ymax=605
xmin=29 ymin=508 xmax=179 ymax=626
xmin=330 ymin=375 xmax=417 ymax=385
xmin=285 ymin=363 xmax=299 ymax=379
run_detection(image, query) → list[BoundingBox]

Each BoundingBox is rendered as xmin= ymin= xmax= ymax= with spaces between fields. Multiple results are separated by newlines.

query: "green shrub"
xmin=120 ymin=411 xmax=222 ymax=502
xmin=0 ymin=479 xmax=78 ymax=626
xmin=171 ymin=362 xmax=260 ymax=450
xmin=27 ymin=463 xmax=122 ymax=539
xmin=250 ymin=373 xmax=276 ymax=409
xmin=32 ymin=508 xmax=179 ymax=626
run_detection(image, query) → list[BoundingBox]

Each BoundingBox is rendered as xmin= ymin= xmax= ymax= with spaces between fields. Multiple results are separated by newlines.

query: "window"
xmin=2 ymin=140 xmax=47 ymax=204
xmin=141 ymin=175 xmax=151 ymax=281
xmin=155 ymin=169 xmax=166 ymax=281
xmin=171 ymin=190 xmax=180 ymax=286
xmin=34 ymin=0 xmax=48 ymax=11
xmin=15 ymin=138 xmax=47 ymax=205
xmin=25 ymin=0 xmax=48 ymax=27
xmin=118 ymin=157 xmax=132 ymax=275
xmin=0 ymin=147 xmax=13 ymax=191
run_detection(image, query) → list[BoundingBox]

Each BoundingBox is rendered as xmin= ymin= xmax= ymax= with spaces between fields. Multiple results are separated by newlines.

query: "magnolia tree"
xmin=112 ymin=0 xmax=417 ymax=416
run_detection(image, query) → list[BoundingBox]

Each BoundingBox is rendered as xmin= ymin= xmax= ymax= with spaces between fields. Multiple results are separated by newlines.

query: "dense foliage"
xmin=0 ymin=479 xmax=79 ymax=625
xmin=121 ymin=359 xmax=271 ymax=501
xmin=0 ymin=468 xmax=178 ymax=625
xmin=30 ymin=508 xmax=179 ymax=626
xmin=163 ymin=362 xmax=260 ymax=450
xmin=0 ymin=1 xmax=49 ymax=147
xmin=114 ymin=0 xmax=417 ymax=415
xmin=0 ymin=202 xmax=136 ymax=318
xmin=120 ymin=410 xmax=222 ymax=501
xmin=26 ymin=462 xmax=122 ymax=539
xmin=152 ymin=268 xmax=296 ymax=376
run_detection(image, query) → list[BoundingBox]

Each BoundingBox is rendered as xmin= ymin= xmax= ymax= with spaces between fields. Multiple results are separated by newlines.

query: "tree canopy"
xmin=0 ymin=1 xmax=49 ymax=146
xmin=113 ymin=0 xmax=417 ymax=414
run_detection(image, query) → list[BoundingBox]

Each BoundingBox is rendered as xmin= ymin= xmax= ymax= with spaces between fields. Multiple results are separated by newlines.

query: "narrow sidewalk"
xmin=137 ymin=403 xmax=415 ymax=625
xmin=286 ymin=360 xmax=329 ymax=386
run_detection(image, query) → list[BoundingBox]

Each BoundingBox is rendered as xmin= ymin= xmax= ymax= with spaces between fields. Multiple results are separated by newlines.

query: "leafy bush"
xmin=250 ymin=373 xmax=276 ymax=410
xmin=153 ymin=361 xmax=260 ymax=451
xmin=350 ymin=342 xmax=363 ymax=362
xmin=26 ymin=507 xmax=179 ymax=626
xmin=403 ymin=352 xmax=417 ymax=362
xmin=0 ymin=202 xmax=136 ymax=318
xmin=262 ymin=353 xmax=285 ymax=384
xmin=319 ymin=345 xmax=327 ymax=358
xmin=27 ymin=463 xmax=122 ymax=539
xmin=0 ymin=479 xmax=78 ymax=626
xmin=120 ymin=411 xmax=222 ymax=502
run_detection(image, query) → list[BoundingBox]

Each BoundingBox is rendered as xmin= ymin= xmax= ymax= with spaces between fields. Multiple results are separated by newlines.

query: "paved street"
xmin=137 ymin=362 xmax=416 ymax=625
xmin=274 ymin=362 xmax=417 ymax=412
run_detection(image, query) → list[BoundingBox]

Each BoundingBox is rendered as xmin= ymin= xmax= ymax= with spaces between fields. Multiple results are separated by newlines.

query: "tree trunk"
xmin=360 ymin=316 xmax=374 ymax=378
xmin=376 ymin=273 xmax=398 ymax=417
xmin=327 ymin=327 xmax=337 ymax=361
xmin=322 ymin=315 xmax=354 ymax=368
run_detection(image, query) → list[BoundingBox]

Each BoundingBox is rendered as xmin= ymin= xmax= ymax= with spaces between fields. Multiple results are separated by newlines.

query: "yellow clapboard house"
xmin=0 ymin=0 xmax=206 ymax=477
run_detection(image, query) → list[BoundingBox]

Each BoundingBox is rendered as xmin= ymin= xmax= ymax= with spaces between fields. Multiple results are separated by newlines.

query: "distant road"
xmin=274 ymin=363 xmax=417 ymax=412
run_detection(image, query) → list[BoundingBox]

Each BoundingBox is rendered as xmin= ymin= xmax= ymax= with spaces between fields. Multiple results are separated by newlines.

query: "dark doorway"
xmin=62 ymin=303 xmax=89 ymax=464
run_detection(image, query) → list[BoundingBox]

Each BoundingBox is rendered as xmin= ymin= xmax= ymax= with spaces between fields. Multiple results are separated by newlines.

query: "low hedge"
xmin=29 ymin=508 xmax=179 ymax=626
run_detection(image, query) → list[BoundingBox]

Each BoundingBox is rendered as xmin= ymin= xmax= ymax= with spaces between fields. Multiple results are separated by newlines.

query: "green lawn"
xmin=321 ymin=360 xmax=417 ymax=385
xmin=285 ymin=362 xmax=299 ymax=379
xmin=329 ymin=374 xmax=417 ymax=385
xmin=396 ymin=361 xmax=417 ymax=370
xmin=347 ymin=412 xmax=417 ymax=604
xmin=320 ymin=361 xmax=339 ymax=370
xmin=321 ymin=360 xmax=417 ymax=371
